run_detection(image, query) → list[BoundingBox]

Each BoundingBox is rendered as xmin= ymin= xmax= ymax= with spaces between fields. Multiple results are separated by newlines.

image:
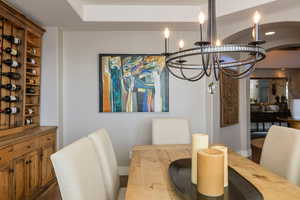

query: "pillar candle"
xmin=197 ymin=149 xmax=224 ymax=197
xmin=191 ymin=134 xmax=209 ymax=184
xmin=211 ymin=145 xmax=228 ymax=187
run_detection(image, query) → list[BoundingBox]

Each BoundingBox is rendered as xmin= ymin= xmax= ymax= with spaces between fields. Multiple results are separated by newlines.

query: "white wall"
xmin=41 ymin=27 xmax=63 ymax=147
xmin=41 ymin=27 xmax=59 ymax=126
xmin=40 ymin=1 xmax=300 ymax=165
xmin=62 ymin=31 xmax=207 ymax=166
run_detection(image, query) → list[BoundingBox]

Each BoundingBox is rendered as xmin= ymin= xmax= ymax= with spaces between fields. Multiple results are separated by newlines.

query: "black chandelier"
xmin=162 ymin=0 xmax=266 ymax=82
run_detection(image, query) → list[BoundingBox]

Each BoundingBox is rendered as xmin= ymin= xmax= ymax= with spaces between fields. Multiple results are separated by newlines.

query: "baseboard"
xmin=237 ymin=149 xmax=252 ymax=157
xmin=118 ymin=166 xmax=129 ymax=176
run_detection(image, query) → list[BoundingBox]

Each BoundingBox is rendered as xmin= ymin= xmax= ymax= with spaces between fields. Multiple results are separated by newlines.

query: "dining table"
xmin=125 ymin=144 xmax=300 ymax=200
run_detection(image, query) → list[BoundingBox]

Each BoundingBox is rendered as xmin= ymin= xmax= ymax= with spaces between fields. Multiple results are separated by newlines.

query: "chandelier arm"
xmin=167 ymin=62 xmax=205 ymax=70
xmin=233 ymin=65 xmax=257 ymax=79
xmin=220 ymin=63 xmax=256 ymax=78
xmin=182 ymin=70 xmax=207 ymax=82
xmin=220 ymin=55 xmax=265 ymax=69
xmin=165 ymin=65 xmax=189 ymax=80
xmin=166 ymin=45 xmax=266 ymax=61
xmin=213 ymin=55 xmax=220 ymax=81
xmin=179 ymin=65 xmax=207 ymax=81
xmin=166 ymin=63 xmax=206 ymax=82
xmin=201 ymin=48 xmax=212 ymax=77
xmin=188 ymin=71 xmax=207 ymax=82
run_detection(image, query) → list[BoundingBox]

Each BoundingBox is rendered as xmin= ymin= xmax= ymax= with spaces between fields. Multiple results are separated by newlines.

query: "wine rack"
xmin=25 ymin=31 xmax=41 ymax=128
xmin=0 ymin=18 xmax=25 ymax=130
xmin=0 ymin=1 xmax=45 ymax=136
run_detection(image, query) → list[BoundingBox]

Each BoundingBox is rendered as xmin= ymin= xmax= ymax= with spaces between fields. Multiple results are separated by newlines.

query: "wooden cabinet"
xmin=0 ymin=3 xmax=53 ymax=200
xmin=0 ymin=126 xmax=57 ymax=200
xmin=0 ymin=164 xmax=12 ymax=200
xmin=13 ymin=156 xmax=27 ymax=200
xmin=25 ymin=150 xmax=40 ymax=196
xmin=41 ymin=145 xmax=55 ymax=186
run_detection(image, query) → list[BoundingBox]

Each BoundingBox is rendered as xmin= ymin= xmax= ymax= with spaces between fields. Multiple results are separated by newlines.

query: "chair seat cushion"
xmin=118 ymin=187 xmax=126 ymax=200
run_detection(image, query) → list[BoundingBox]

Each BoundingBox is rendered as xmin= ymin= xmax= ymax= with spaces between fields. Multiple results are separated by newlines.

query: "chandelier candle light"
xmin=162 ymin=0 xmax=266 ymax=82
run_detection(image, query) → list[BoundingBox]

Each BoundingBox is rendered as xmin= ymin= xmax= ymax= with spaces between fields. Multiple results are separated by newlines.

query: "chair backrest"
xmin=51 ymin=138 xmax=107 ymax=200
xmin=260 ymin=125 xmax=300 ymax=186
xmin=152 ymin=118 xmax=191 ymax=145
xmin=88 ymin=129 xmax=119 ymax=200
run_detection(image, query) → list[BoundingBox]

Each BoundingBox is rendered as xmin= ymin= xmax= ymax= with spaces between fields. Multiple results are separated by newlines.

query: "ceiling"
xmin=255 ymin=50 xmax=300 ymax=69
xmin=225 ymin=21 xmax=300 ymax=69
xmin=81 ymin=0 xmax=207 ymax=5
xmin=225 ymin=22 xmax=300 ymax=44
xmin=4 ymin=0 xmax=279 ymax=30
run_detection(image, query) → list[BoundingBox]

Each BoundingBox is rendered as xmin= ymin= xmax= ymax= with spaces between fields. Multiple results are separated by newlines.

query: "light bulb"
xmin=216 ymin=39 xmax=221 ymax=46
xmin=164 ymin=28 xmax=170 ymax=39
xmin=198 ymin=12 xmax=205 ymax=25
xmin=179 ymin=40 xmax=185 ymax=49
xmin=253 ymin=11 xmax=261 ymax=24
xmin=252 ymin=28 xmax=255 ymax=39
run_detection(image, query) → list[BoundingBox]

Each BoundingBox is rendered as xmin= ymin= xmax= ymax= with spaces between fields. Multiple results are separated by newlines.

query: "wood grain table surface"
xmin=125 ymin=144 xmax=300 ymax=200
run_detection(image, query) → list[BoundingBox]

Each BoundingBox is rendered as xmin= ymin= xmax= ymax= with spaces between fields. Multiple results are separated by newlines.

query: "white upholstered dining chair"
xmin=152 ymin=118 xmax=191 ymax=145
xmin=50 ymin=138 xmax=108 ymax=200
xmin=260 ymin=125 xmax=300 ymax=186
xmin=88 ymin=129 xmax=126 ymax=200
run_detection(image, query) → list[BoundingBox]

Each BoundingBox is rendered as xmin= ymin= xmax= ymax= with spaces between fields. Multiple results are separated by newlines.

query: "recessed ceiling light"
xmin=265 ymin=31 xmax=276 ymax=36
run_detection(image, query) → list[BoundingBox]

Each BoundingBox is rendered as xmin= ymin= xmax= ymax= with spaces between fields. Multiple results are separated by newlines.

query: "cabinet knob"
xmin=27 ymin=145 xmax=31 ymax=149
xmin=9 ymin=169 xmax=14 ymax=173
xmin=25 ymin=161 xmax=29 ymax=164
xmin=0 ymin=157 xmax=2 ymax=160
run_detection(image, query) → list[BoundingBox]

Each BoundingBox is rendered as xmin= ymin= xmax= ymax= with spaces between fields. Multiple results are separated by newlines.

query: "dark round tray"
xmin=169 ymin=158 xmax=263 ymax=200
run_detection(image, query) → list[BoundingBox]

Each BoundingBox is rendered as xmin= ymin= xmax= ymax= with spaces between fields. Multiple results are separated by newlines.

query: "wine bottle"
xmin=4 ymin=47 xmax=19 ymax=56
xmin=26 ymin=78 xmax=36 ymax=84
xmin=0 ymin=83 xmax=21 ymax=91
xmin=2 ymin=35 xmax=21 ymax=45
xmin=1 ymin=72 xmax=21 ymax=80
xmin=1 ymin=95 xmax=19 ymax=102
xmin=26 ymin=88 xmax=35 ymax=94
xmin=31 ymin=48 xmax=36 ymax=55
xmin=26 ymin=68 xmax=37 ymax=75
xmin=26 ymin=108 xmax=34 ymax=115
xmin=3 ymin=59 xmax=21 ymax=68
xmin=25 ymin=118 xmax=33 ymax=125
xmin=0 ymin=107 xmax=20 ymax=114
xmin=27 ymin=58 xmax=36 ymax=65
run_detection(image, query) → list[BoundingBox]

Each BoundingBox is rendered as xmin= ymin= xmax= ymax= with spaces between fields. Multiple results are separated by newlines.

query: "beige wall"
xmin=62 ymin=30 xmax=208 ymax=166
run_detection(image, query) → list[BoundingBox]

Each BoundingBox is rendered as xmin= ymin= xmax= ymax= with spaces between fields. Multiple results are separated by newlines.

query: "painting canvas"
xmin=99 ymin=54 xmax=169 ymax=112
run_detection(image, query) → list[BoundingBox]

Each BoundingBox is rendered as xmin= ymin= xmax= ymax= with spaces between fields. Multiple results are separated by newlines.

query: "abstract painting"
xmin=99 ymin=54 xmax=169 ymax=112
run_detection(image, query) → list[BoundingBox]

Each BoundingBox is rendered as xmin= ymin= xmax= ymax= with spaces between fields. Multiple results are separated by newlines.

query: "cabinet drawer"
xmin=40 ymin=133 xmax=55 ymax=147
xmin=0 ymin=146 xmax=14 ymax=165
xmin=14 ymin=139 xmax=38 ymax=156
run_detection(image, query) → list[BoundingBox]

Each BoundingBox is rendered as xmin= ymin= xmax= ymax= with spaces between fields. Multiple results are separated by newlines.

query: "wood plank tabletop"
xmin=125 ymin=144 xmax=300 ymax=200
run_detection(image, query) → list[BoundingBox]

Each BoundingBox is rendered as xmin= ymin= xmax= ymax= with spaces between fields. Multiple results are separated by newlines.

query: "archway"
xmin=216 ymin=22 xmax=300 ymax=156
